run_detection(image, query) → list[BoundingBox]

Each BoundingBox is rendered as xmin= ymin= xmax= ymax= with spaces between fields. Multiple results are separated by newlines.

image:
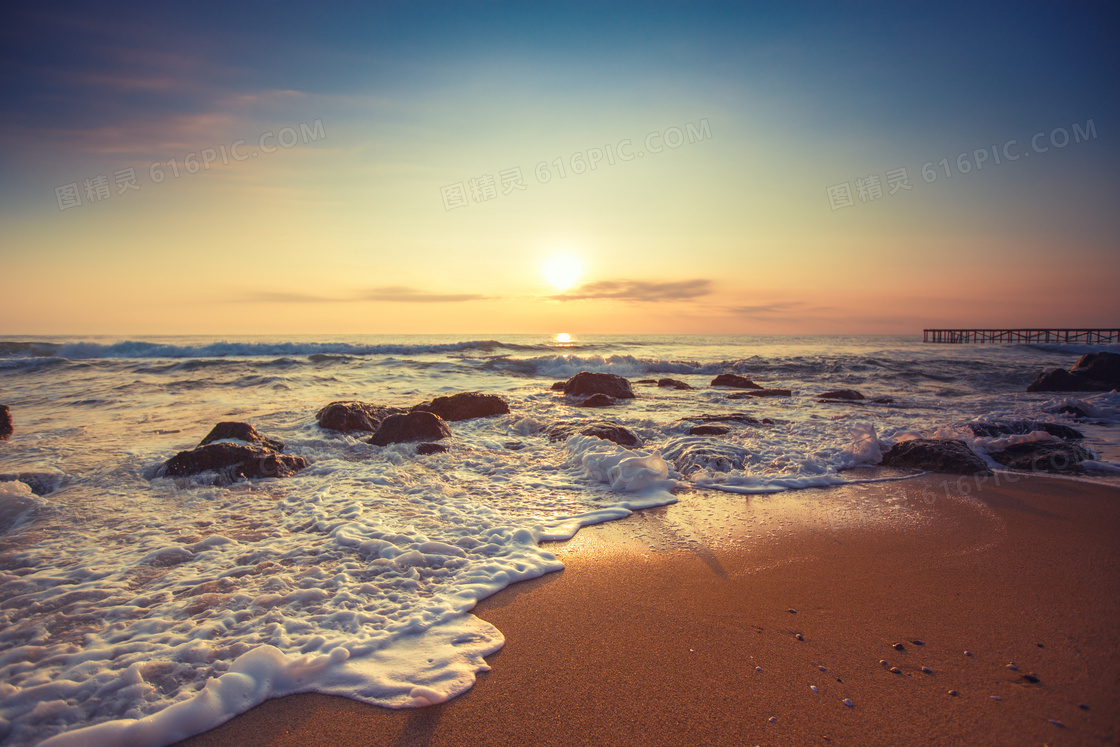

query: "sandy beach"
xmin=174 ymin=472 xmax=1120 ymax=746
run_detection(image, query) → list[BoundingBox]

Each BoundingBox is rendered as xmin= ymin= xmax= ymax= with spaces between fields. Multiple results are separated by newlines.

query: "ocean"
xmin=1 ymin=334 xmax=1118 ymax=746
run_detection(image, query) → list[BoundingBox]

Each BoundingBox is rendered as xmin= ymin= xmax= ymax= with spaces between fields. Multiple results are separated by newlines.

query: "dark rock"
xmin=550 ymin=381 xmax=566 ymax=391
xmin=636 ymin=379 xmax=657 ymax=384
xmin=689 ymin=425 xmax=730 ymax=436
xmin=1070 ymin=352 xmax=1120 ymax=386
xmin=710 ymin=373 xmax=761 ymax=389
xmin=369 ymin=412 xmax=451 ymax=446
xmin=661 ymin=438 xmax=749 ymax=474
xmin=964 ymin=421 xmax=1084 ymax=440
xmin=1027 ymin=368 xmax=1108 ymax=393
xmin=989 ymin=441 xmax=1094 ymax=473
xmin=870 ymin=397 xmax=895 ymax=404
xmin=546 ymin=421 xmax=641 ymax=448
xmin=164 ymin=443 xmax=307 ymax=480
xmin=0 ymin=405 xmax=11 ymax=440
xmin=657 ymin=378 xmax=693 ymax=390
xmin=417 ymin=443 xmax=448 ymax=455
xmin=316 ymin=401 xmax=405 ymax=432
xmin=198 ymin=422 xmax=284 ymax=452
xmin=761 ymin=418 xmax=774 ymax=425
xmin=579 ymin=393 xmax=615 ymax=408
xmin=413 ymin=392 xmax=509 ymax=421
xmin=726 ymin=389 xmax=791 ymax=398
xmin=819 ymin=389 xmax=864 ymax=400
xmin=681 ymin=413 xmax=760 ymax=425
xmin=563 ymin=372 xmax=635 ymax=399
xmin=880 ymin=439 xmax=991 ymax=475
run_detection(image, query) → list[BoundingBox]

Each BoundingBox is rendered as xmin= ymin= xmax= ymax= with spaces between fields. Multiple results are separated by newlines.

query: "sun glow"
xmin=554 ymin=332 xmax=572 ymax=344
xmin=543 ymin=255 xmax=583 ymax=291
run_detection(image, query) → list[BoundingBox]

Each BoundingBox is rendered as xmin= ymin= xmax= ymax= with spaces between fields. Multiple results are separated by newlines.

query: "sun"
xmin=542 ymin=255 xmax=583 ymax=291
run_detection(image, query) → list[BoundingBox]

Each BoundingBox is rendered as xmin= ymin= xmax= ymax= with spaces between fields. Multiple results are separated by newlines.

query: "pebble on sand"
xmin=921 ymin=666 xmax=933 ymax=674
xmin=755 ymin=666 xmax=763 ymax=672
xmin=964 ymin=651 xmax=972 ymax=657
xmin=1006 ymin=663 xmax=1018 ymax=671
xmin=1049 ymin=720 xmax=1066 ymax=728
xmin=788 ymin=608 xmax=797 ymax=614
xmin=768 ymin=716 xmax=778 ymax=723
xmin=842 ymin=699 xmax=853 ymax=708
xmin=795 ymin=633 xmax=804 ymax=641
xmin=892 ymin=642 xmax=906 ymax=651
xmin=879 ymin=659 xmax=889 ymax=666
xmin=991 ymin=695 xmax=1002 ymax=701
xmin=889 ymin=667 xmax=902 ymax=674
xmin=948 ymin=690 xmax=958 ymax=697
xmin=811 ymin=686 xmax=819 ymax=692
xmin=911 ymin=639 xmax=925 ymax=645
xmin=818 ymin=666 xmax=827 ymax=672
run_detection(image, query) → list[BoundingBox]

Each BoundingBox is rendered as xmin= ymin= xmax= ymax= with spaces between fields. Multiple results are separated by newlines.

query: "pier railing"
xmin=923 ymin=329 xmax=1120 ymax=344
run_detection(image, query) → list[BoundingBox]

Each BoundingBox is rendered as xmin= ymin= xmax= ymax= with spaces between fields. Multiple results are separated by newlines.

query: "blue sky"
xmin=2 ymin=1 xmax=1117 ymax=334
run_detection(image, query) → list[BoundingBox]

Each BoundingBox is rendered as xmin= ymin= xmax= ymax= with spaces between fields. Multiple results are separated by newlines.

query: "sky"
xmin=1 ymin=1 xmax=1118 ymax=336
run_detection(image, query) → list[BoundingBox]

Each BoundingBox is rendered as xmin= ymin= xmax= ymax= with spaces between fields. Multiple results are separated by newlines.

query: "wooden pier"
xmin=923 ymin=329 xmax=1120 ymax=344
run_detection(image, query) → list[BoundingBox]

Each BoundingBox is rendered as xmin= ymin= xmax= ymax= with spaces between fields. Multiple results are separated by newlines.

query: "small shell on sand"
xmin=811 ymin=685 xmax=819 ymax=692
xmin=947 ymin=690 xmax=958 ymax=697
xmin=842 ymin=699 xmax=853 ymax=707
xmin=788 ymin=608 xmax=797 ymax=614
xmin=756 ymin=666 xmax=763 ymax=672
xmin=1022 ymin=674 xmax=1040 ymax=683
xmin=964 ymin=651 xmax=972 ymax=656
xmin=879 ymin=659 xmax=889 ymax=666
xmin=768 ymin=716 xmax=778 ymax=723
xmin=921 ymin=666 xmax=933 ymax=674
xmin=991 ymin=695 xmax=1002 ymax=701
xmin=795 ymin=633 xmax=804 ymax=641
xmin=911 ymin=639 xmax=925 ymax=645
xmin=1006 ymin=663 xmax=1018 ymax=671
xmin=889 ymin=666 xmax=902 ymax=674
xmin=818 ymin=665 xmax=827 ymax=672
xmin=892 ymin=643 xmax=905 ymax=651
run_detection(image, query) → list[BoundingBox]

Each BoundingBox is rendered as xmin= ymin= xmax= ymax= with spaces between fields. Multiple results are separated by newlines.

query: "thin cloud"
xmin=727 ymin=302 xmax=808 ymax=318
xmin=359 ymin=286 xmax=488 ymax=303
xmin=554 ymin=279 xmax=711 ymax=302
xmin=242 ymin=287 xmax=488 ymax=304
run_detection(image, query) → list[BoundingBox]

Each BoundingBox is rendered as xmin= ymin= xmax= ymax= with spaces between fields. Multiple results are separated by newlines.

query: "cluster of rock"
xmin=879 ymin=418 xmax=1094 ymax=475
xmin=163 ymin=422 xmax=308 ymax=482
xmin=148 ymin=358 xmax=1107 ymax=484
xmin=1027 ymin=352 xmax=1120 ymax=392
xmin=0 ymin=405 xmax=12 ymax=441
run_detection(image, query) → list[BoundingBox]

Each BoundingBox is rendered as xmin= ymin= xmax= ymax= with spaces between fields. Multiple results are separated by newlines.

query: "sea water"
xmin=0 ymin=334 xmax=1117 ymax=745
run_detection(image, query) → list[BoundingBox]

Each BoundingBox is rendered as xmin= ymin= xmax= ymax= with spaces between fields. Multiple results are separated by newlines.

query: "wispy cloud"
xmin=554 ymin=279 xmax=711 ymax=302
xmin=242 ymin=287 xmax=488 ymax=304
xmin=727 ymin=302 xmax=808 ymax=318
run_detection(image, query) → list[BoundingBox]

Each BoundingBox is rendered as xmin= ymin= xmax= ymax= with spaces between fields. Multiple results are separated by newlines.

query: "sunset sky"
xmin=2 ymin=1 xmax=1117 ymax=335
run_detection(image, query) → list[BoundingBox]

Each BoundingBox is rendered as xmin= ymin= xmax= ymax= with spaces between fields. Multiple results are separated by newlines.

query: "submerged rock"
xmin=416 ymin=443 xmax=448 ymax=455
xmin=0 ymin=405 xmax=11 ymax=440
xmin=727 ymin=389 xmax=792 ymax=398
xmin=710 ymin=373 xmax=761 ymax=389
xmin=369 ymin=412 xmax=451 ymax=446
xmin=198 ymin=422 xmax=285 ymax=451
xmin=989 ymin=441 xmax=1094 ymax=473
xmin=412 ymin=392 xmax=510 ymax=421
xmin=164 ymin=443 xmax=307 ymax=480
xmin=689 ymin=425 xmax=730 ymax=436
xmin=880 ymin=439 xmax=991 ymax=475
xmin=550 ymin=381 xmax=566 ymax=391
xmin=818 ymin=389 xmax=864 ymax=401
xmin=963 ymin=421 xmax=1084 ymax=440
xmin=661 ymin=437 xmax=750 ymax=474
xmin=1026 ymin=368 xmax=1109 ymax=393
xmin=317 ymin=401 xmax=405 ymax=432
xmin=546 ymin=420 xmax=642 ymax=448
xmin=562 ymin=372 xmax=635 ymax=399
xmin=0 ymin=471 xmax=64 ymax=496
xmin=657 ymin=378 xmax=693 ymax=390
xmin=579 ymin=393 xmax=615 ymax=408
xmin=681 ymin=413 xmax=761 ymax=425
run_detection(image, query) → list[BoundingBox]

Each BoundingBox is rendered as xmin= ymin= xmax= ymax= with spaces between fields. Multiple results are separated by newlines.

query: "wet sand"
xmin=176 ymin=473 xmax=1120 ymax=746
